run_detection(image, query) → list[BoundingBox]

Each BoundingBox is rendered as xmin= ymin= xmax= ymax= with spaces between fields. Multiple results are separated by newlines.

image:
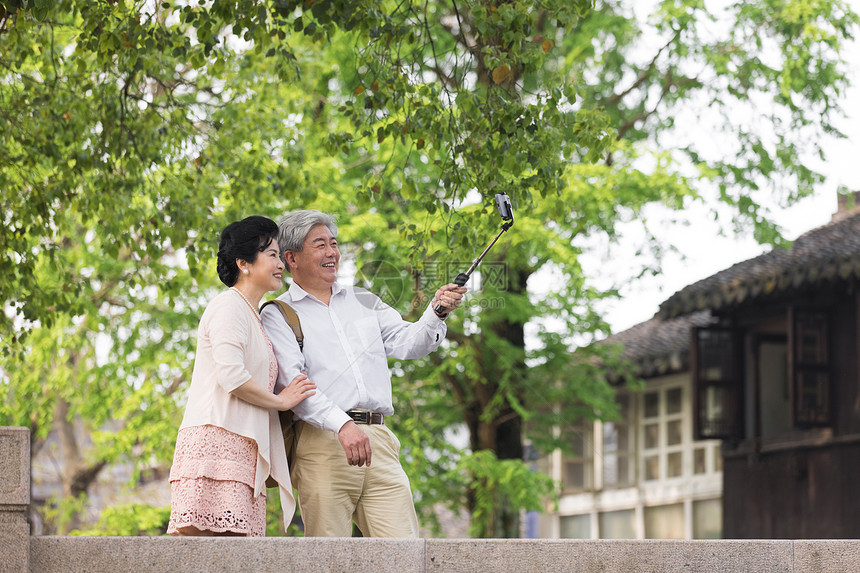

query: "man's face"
xmin=286 ymin=224 xmax=340 ymax=291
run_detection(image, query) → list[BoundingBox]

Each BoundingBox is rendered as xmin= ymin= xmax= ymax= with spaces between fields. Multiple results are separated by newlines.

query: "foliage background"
xmin=1 ymin=0 xmax=856 ymax=536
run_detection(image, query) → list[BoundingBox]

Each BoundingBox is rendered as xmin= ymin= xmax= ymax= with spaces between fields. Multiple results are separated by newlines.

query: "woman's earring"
xmin=242 ymin=269 xmax=249 ymax=275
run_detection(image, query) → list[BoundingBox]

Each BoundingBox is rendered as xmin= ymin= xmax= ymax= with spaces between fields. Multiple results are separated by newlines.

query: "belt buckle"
xmin=351 ymin=410 xmax=369 ymax=424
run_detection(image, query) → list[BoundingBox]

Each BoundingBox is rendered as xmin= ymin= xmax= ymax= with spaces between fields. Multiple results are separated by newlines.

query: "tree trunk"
xmin=54 ymin=397 xmax=107 ymax=533
xmin=466 ymin=263 xmax=529 ymax=537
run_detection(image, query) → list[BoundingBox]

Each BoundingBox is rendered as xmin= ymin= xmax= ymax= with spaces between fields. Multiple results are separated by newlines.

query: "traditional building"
xmin=540 ymin=192 xmax=860 ymax=539
xmin=537 ymin=310 xmax=724 ymax=539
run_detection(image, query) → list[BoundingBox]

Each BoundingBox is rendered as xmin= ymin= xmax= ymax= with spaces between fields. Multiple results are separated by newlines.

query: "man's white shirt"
xmin=261 ymin=281 xmax=447 ymax=433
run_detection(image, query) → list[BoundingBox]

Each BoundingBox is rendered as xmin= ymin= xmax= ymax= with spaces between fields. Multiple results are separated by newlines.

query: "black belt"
xmin=347 ymin=409 xmax=385 ymax=425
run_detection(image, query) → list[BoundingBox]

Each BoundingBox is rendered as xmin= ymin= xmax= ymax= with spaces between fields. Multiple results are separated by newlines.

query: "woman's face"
xmin=244 ymin=239 xmax=285 ymax=292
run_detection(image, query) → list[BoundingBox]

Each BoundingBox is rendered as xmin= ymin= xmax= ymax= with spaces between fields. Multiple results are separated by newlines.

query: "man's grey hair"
xmin=277 ymin=209 xmax=338 ymax=255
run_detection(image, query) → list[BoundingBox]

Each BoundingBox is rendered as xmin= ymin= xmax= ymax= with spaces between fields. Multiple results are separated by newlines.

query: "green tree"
xmin=0 ymin=0 xmax=347 ymax=532
xmin=1 ymin=0 xmax=856 ymax=537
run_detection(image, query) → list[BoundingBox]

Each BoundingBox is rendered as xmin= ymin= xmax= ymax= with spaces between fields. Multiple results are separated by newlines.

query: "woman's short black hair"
xmin=216 ymin=216 xmax=279 ymax=287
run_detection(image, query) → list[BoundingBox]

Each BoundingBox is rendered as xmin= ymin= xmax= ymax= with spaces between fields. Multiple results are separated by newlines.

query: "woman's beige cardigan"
xmin=178 ymin=289 xmax=295 ymax=526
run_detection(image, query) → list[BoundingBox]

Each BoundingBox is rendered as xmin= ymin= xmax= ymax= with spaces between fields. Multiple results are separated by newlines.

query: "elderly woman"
xmin=167 ymin=216 xmax=315 ymax=536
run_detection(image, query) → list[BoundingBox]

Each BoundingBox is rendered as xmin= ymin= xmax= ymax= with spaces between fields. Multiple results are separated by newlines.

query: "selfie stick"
xmin=435 ymin=193 xmax=515 ymax=314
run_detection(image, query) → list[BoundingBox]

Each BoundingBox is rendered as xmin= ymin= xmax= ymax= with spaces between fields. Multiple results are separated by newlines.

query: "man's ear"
xmin=283 ymin=251 xmax=297 ymax=271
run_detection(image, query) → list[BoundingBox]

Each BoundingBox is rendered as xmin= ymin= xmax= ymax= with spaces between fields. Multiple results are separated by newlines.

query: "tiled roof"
xmin=658 ymin=208 xmax=860 ymax=319
xmin=602 ymin=310 xmax=713 ymax=378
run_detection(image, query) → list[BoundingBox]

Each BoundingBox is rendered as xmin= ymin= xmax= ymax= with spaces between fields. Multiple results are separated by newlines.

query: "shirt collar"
xmin=287 ymin=280 xmax=345 ymax=302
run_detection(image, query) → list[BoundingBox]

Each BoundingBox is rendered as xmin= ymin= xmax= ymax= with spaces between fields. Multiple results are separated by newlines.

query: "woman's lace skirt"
xmin=167 ymin=424 xmax=266 ymax=536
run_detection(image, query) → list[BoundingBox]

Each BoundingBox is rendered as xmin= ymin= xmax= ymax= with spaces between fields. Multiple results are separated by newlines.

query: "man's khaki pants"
xmin=292 ymin=421 xmax=419 ymax=537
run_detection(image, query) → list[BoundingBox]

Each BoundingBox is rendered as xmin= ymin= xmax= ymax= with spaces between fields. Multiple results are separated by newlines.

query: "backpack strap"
xmin=261 ymin=299 xmax=304 ymax=350
xmin=260 ymin=298 xmax=304 ymax=482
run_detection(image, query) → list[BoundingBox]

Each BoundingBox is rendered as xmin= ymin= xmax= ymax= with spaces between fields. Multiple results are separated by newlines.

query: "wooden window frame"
xmin=788 ymin=307 xmax=832 ymax=428
xmin=692 ymin=326 xmax=744 ymax=441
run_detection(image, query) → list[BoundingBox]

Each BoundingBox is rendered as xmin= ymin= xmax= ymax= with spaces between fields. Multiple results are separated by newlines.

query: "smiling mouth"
xmin=322 ymin=263 xmax=336 ymax=268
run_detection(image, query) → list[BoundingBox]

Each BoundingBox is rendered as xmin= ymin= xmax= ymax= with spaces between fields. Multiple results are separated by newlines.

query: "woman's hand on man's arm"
xmin=231 ymin=373 xmax=316 ymax=410
xmin=276 ymin=373 xmax=316 ymax=409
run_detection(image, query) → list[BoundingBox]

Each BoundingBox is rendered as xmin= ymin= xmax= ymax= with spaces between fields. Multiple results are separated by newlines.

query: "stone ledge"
xmin=26 ymin=537 xmax=860 ymax=573
xmin=793 ymin=540 xmax=860 ymax=573
xmin=29 ymin=537 xmax=425 ymax=573
xmin=425 ymin=539 xmax=794 ymax=573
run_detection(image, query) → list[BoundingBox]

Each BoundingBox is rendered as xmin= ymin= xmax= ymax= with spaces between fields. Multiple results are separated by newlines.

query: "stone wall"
xmin=3 ymin=428 xmax=860 ymax=573
xmin=21 ymin=537 xmax=860 ymax=572
xmin=0 ymin=427 xmax=30 ymax=573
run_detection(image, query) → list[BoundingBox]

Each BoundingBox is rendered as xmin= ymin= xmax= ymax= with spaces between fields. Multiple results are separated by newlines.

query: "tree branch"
xmin=604 ymin=33 xmax=677 ymax=108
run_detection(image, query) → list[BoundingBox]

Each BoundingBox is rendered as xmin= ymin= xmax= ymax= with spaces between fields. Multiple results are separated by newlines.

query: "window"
xmin=561 ymin=421 xmax=593 ymax=492
xmin=790 ymin=309 xmax=831 ymax=426
xmin=644 ymin=503 xmax=685 ymax=539
xmin=599 ymin=509 xmax=636 ymax=539
xmin=559 ymin=514 xmax=591 ymax=539
xmin=693 ymin=311 xmax=832 ymax=440
xmin=641 ymin=386 xmax=686 ymax=481
xmin=693 ymin=447 xmax=708 ymax=474
xmin=603 ymin=394 xmax=635 ymax=488
xmin=692 ymin=327 xmax=743 ymax=440
xmin=693 ymin=499 xmax=722 ymax=539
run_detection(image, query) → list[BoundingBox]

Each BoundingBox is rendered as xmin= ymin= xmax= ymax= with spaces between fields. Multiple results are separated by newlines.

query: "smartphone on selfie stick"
xmin=435 ymin=193 xmax=515 ymax=315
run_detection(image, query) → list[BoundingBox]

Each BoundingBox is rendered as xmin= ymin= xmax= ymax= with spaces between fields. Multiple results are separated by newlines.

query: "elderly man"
xmin=261 ymin=209 xmax=466 ymax=538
